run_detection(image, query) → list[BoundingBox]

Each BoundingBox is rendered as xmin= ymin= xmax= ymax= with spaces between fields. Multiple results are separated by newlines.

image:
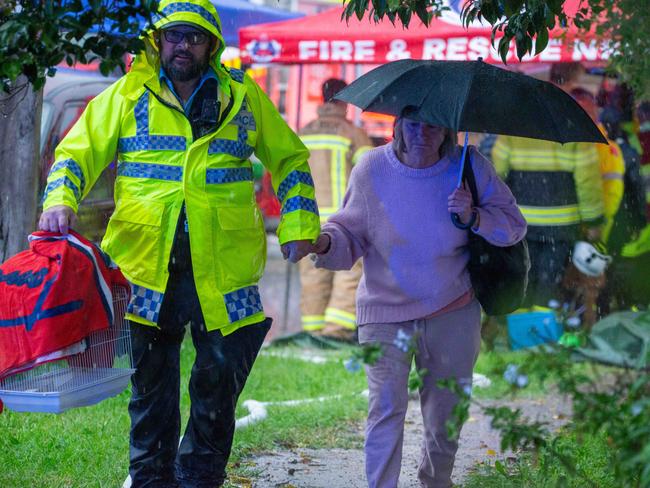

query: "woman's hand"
xmin=448 ymin=187 xmax=475 ymax=225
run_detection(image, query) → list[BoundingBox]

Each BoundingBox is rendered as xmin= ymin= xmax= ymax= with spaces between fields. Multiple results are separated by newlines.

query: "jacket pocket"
xmin=213 ymin=205 xmax=266 ymax=290
xmin=106 ymin=198 xmax=165 ymax=286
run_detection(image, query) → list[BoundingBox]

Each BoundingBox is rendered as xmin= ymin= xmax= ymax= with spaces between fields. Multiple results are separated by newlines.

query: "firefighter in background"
xmin=492 ymin=66 xmax=605 ymax=309
xmin=570 ymin=87 xmax=625 ymax=245
xmin=492 ymin=133 xmax=605 ymax=308
xmin=298 ymin=78 xmax=373 ymax=340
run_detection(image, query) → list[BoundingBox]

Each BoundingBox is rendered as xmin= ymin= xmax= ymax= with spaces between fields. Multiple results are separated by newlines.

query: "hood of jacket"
xmin=122 ymin=0 xmax=230 ymax=99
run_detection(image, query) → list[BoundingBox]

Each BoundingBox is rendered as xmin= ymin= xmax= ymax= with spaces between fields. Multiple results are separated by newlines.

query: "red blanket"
xmin=0 ymin=231 xmax=128 ymax=379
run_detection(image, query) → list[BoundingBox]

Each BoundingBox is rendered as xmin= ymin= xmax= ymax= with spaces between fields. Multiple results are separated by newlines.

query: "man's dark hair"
xmin=322 ymin=78 xmax=348 ymax=103
xmin=600 ymin=105 xmax=623 ymax=140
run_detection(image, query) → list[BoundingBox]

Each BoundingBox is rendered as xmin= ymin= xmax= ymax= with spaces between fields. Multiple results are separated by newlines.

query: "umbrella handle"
xmin=451 ymin=132 xmax=473 ymax=229
xmin=456 ymin=132 xmax=470 ymax=189
xmin=451 ymin=212 xmax=474 ymax=229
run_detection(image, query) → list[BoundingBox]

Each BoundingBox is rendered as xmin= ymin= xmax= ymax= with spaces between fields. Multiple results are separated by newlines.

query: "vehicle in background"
xmin=40 ymin=69 xmax=117 ymax=243
xmin=40 ymin=69 xmax=281 ymax=241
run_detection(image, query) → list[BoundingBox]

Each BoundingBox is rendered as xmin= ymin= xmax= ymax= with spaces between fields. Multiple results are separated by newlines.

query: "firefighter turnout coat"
xmin=492 ymin=136 xmax=605 ymax=242
xmin=299 ymin=103 xmax=372 ymax=223
xmin=42 ymin=0 xmax=320 ymax=335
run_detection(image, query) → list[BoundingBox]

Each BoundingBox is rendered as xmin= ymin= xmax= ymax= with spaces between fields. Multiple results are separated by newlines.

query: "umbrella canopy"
xmin=334 ymin=59 xmax=607 ymax=145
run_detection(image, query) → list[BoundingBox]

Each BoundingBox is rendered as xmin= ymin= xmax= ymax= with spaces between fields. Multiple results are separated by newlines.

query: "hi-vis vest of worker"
xmin=299 ymin=103 xmax=372 ymax=222
xmin=42 ymin=0 xmax=320 ymax=335
xmin=492 ymin=136 xmax=605 ymax=241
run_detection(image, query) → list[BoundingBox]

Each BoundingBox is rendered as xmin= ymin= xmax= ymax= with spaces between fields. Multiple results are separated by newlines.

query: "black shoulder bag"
xmin=453 ymin=157 xmax=530 ymax=316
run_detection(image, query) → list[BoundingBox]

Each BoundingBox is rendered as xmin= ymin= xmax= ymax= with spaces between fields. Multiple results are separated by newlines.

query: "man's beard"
xmin=162 ymin=50 xmax=210 ymax=82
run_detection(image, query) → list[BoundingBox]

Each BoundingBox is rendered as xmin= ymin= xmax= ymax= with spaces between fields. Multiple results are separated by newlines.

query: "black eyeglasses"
xmin=163 ymin=29 xmax=209 ymax=46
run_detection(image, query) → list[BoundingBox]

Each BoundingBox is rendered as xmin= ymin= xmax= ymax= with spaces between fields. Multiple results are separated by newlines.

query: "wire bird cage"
xmin=0 ymin=286 xmax=134 ymax=413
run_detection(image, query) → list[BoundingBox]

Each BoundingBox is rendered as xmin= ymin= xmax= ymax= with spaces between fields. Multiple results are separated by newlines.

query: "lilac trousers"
xmin=359 ymin=299 xmax=482 ymax=488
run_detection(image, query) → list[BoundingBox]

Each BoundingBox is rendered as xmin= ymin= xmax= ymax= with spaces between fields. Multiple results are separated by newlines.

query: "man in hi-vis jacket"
xmin=39 ymin=1 xmax=320 ymax=485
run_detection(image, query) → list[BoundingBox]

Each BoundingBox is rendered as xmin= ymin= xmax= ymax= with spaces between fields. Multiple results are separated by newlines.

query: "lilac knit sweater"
xmin=314 ymin=143 xmax=527 ymax=325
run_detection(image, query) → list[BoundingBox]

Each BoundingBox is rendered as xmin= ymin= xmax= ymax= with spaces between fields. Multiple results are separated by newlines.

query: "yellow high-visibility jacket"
xmin=596 ymin=124 xmax=625 ymax=244
xmin=299 ymin=103 xmax=373 ymax=223
xmin=42 ymin=0 xmax=320 ymax=335
xmin=493 ymin=135 xmax=604 ymax=242
xmin=622 ymin=223 xmax=650 ymax=258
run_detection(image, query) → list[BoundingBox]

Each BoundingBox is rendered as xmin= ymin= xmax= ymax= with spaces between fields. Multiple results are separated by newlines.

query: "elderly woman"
xmin=309 ymin=112 xmax=527 ymax=488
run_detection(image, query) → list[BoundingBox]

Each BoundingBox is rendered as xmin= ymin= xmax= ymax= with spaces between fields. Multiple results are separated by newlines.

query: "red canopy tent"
xmin=240 ymin=2 xmax=610 ymax=65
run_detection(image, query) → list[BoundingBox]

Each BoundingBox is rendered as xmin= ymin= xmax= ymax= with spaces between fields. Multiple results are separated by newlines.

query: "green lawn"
xmin=0 ymin=342 xmax=368 ymax=488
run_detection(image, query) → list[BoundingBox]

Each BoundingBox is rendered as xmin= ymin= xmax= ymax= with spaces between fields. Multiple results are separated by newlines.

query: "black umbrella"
xmin=334 ymin=59 xmax=607 ymax=228
xmin=334 ymin=59 xmax=607 ymax=145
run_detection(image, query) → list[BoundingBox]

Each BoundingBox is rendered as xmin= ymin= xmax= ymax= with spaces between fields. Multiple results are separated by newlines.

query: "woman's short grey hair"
xmin=393 ymin=115 xmax=458 ymax=159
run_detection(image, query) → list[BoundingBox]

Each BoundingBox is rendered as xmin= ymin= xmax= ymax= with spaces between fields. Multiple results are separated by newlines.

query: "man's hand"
xmin=448 ymin=187 xmax=474 ymax=224
xmin=281 ymin=239 xmax=314 ymax=263
xmin=38 ymin=205 xmax=77 ymax=234
xmin=584 ymin=225 xmax=603 ymax=243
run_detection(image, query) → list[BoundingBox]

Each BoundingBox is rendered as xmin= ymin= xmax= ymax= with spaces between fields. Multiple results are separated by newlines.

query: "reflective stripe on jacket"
xmin=42 ymin=0 xmax=320 ymax=335
xmin=300 ymin=103 xmax=372 ymax=222
xmin=493 ymin=135 xmax=604 ymax=241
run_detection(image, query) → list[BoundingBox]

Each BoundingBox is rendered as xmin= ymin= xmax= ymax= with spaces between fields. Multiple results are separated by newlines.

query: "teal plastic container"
xmin=507 ymin=311 xmax=563 ymax=350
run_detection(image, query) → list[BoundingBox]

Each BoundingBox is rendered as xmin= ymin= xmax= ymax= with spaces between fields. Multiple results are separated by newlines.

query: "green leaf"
xmin=397 ymin=8 xmax=412 ymax=27
xmin=2 ymin=59 xmax=22 ymax=81
xmin=355 ymin=2 xmax=366 ymax=21
xmin=99 ymin=59 xmax=113 ymax=76
xmin=547 ymin=0 xmax=563 ymax=16
xmin=481 ymin=2 xmax=499 ymax=25
xmin=535 ymin=27 xmax=549 ymax=55
xmin=498 ymin=36 xmax=510 ymax=62
xmin=415 ymin=5 xmax=432 ymax=26
xmin=494 ymin=460 xmax=509 ymax=477
xmin=504 ymin=0 xmax=524 ymax=17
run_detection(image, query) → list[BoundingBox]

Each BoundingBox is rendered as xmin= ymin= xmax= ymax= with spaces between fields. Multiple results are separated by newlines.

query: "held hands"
xmin=281 ymin=240 xmax=313 ymax=263
xmin=281 ymin=234 xmax=331 ymax=263
xmin=448 ymin=187 xmax=475 ymax=225
xmin=38 ymin=205 xmax=77 ymax=234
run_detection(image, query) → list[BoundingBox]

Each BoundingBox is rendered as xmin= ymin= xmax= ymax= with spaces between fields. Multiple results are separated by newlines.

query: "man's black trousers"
xmin=127 ymin=266 xmax=271 ymax=488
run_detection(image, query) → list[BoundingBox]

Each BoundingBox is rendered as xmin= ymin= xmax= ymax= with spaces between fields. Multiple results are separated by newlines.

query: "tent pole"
xmin=353 ymin=63 xmax=362 ymax=127
xmin=295 ymin=64 xmax=304 ymax=131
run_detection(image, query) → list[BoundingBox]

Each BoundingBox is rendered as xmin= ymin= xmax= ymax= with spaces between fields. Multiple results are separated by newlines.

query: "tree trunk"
xmin=0 ymin=76 xmax=43 ymax=263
